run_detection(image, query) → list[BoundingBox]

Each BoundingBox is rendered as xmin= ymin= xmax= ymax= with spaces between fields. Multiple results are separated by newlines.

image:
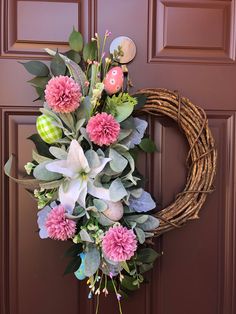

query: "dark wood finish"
xmin=0 ymin=1 xmax=235 ymax=314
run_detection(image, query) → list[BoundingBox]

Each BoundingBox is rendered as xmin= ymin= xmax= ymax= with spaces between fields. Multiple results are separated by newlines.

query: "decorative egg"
xmin=103 ymin=66 xmax=124 ymax=95
xmin=36 ymin=114 xmax=62 ymax=144
xmin=74 ymin=253 xmax=86 ymax=280
xmin=103 ymin=201 xmax=124 ymax=221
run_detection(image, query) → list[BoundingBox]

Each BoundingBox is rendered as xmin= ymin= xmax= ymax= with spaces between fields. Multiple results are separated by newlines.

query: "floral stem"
xmin=110 ymin=277 xmax=123 ymax=314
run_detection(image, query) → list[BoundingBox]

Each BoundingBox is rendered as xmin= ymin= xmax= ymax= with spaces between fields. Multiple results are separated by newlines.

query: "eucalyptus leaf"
xmin=20 ymin=61 xmax=49 ymax=76
xmin=109 ymin=178 xmax=127 ymax=202
xmin=109 ymin=148 xmax=128 ymax=173
xmin=85 ymin=150 xmax=100 ymax=169
xmin=135 ymin=227 xmax=146 ymax=244
xmin=129 ymin=190 xmax=156 ymax=213
xmin=33 ymin=161 xmax=62 ymax=181
xmin=115 ymin=102 xmax=134 ymax=122
xmin=126 ymin=215 xmax=148 ymax=224
xmin=137 ymin=215 xmax=160 ymax=231
xmin=84 ymin=247 xmax=100 ymax=277
xmin=79 ymin=229 xmax=94 ymax=243
xmin=93 ymin=199 xmax=108 ymax=212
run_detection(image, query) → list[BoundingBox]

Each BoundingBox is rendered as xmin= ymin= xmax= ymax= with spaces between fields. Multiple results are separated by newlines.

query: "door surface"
xmin=0 ymin=1 xmax=235 ymax=314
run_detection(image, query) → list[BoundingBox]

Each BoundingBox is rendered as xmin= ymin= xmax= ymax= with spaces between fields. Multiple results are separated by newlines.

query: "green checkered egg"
xmin=36 ymin=114 xmax=62 ymax=144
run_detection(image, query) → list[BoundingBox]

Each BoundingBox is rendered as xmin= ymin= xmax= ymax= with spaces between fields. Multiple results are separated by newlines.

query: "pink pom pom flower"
xmin=45 ymin=75 xmax=82 ymax=113
xmin=45 ymin=205 xmax=76 ymax=241
xmin=86 ymin=112 xmax=120 ymax=146
xmin=102 ymin=225 xmax=137 ymax=262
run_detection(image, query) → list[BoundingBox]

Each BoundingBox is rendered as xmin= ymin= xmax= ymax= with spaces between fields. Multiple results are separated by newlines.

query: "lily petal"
xmin=59 ymin=178 xmax=84 ymax=213
xmin=89 ymin=157 xmax=111 ymax=178
xmin=77 ymin=180 xmax=88 ymax=208
xmin=67 ymin=140 xmax=90 ymax=174
xmin=46 ymin=159 xmax=74 ymax=178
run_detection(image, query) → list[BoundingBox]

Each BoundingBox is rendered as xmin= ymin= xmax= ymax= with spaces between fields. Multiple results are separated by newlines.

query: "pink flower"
xmin=45 ymin=75 xmax=82 ymax=113
xmin=86 ymin=113 xmax=120 ymax=146
xmin=45 ymin=205 xmax=76 ymax=241
xmin=102 ymin=225 xmax=137 ymax=262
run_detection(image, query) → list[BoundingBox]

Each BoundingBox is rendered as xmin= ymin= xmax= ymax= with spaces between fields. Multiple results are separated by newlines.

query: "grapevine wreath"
xmin=4 ymin=29 xmax=216 ymax=313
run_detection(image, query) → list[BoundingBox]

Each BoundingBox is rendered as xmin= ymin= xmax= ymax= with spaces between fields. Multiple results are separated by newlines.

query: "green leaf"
xmin=137 ymin=248 xmax=160 ymax=264
xmin=64 ymin=243 xmax=83 ymax=257
xmin=33 ymin=161 xmax=62 ymax=181
xmin=84 ymin=246 xmax=100 ymax=277
xmin=83 ymin=41 xmax=97 ymax=61
xmin=120 ymin=261 xmax=130 ymax=274
xmin=139 ymin=263 xmax=154 ymax=274
xmin=64 ymin=256 xmax=81 ymax=275
xmin=65 ymin=50 xmax=81 ymax=64
xmin=28 ymin=76 xmax=50 ymax=88
xmin=109 ymin=148 xmax=128 ymax=173
xmin=69 ymin=28 xmax=83 ymax=52
xmin=20 ymin=61 xmax=50 ymax=76
xmin=27 ymin=134 xmax=53 ymax=158
xmin=121 ymin=275 xmax=139 ymax=291
xmin=139 ymin=138 xmax=156 ymax=153
xmin=133 ymin=93 xmax=147 ymax=110
xmin=35 ymin=86 xmax=45 ymax=100
xmin=50 ymin=51 xmax=66 ymax=76
xmin=76 ymin=96 xmax=92 ymax=121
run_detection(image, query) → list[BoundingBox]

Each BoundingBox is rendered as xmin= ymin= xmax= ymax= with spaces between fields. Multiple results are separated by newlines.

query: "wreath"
xmin=4 ymin=30 xmax=216 ymax=314
xmin=136 ymin=88 xmax=217 ymax=236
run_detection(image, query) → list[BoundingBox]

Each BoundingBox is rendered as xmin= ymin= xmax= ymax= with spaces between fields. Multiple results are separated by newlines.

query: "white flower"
xmin=45 ymin=140 xmax=110 ymax=212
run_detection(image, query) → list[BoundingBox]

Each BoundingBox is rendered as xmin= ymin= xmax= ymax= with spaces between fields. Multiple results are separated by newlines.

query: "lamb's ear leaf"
xmin=4 ymin=155 xmax=39 ymax=186
xmin=27 ymin=134 xmax=53 ymax=158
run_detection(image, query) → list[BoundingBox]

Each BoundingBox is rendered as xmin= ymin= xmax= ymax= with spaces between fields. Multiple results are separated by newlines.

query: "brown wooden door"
xmin=0 ymin=1 xmax=235 ymax=314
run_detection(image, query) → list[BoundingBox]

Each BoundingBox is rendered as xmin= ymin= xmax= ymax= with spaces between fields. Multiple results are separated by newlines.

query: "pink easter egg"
xmin=104 ymin=66 xmax=124 ymax=95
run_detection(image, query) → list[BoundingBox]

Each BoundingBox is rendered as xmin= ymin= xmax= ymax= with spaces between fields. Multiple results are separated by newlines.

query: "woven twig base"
xmin=136 ymin=88 xmax=217 ymax=237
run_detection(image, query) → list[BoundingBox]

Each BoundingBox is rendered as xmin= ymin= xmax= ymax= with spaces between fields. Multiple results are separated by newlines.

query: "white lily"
xmin=45 ymin=140 xmax=111 ymax=213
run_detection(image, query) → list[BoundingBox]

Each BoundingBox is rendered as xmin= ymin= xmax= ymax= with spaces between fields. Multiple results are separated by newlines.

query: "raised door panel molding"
xmin=148 ymin=0 xmax=236 ymax=63
xmin=0 ymin=0 xmax=80 ymax=58
xmin=149 ymin=112 xmax=236 ymax=314
xmin=0 ymin=107 xmax=94 ymax=314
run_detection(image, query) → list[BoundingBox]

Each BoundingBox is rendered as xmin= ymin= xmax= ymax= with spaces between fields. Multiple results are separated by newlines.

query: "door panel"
xmin=0 ymin=1 xmax=235 ymax=314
